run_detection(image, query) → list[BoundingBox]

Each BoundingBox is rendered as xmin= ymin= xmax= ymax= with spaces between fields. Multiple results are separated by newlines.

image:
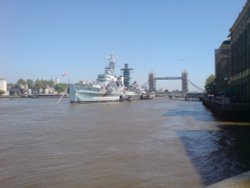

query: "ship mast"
xmin=107 ymin=54 xmax=116 ymax=74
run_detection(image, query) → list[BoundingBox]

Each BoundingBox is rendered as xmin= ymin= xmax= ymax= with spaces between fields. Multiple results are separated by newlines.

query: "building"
xmin=215 ymin=40 xmax=231 ymax=95
xmin=228 ymin=0 xmax=250 ymax=103
xmin=0 ymin=78 xmax=8 ymax=95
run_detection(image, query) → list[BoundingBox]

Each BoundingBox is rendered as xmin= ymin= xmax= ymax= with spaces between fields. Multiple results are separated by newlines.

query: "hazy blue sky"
xmin=0 ymin=0 xmax=247 ymax=91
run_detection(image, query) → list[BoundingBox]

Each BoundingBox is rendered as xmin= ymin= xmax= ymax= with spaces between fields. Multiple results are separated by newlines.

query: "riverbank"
xmin=0 ymin=95 xmax=21 ymax=98
xmin=206 ymin=171 xmax=250 ymax=188
xmin=202 ymin=96 xmax=250 ymax=118
xmin=0 ymin=94 xmax=68 ymax=99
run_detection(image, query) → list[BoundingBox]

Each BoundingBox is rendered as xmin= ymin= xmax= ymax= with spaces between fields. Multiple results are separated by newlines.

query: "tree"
xmin=0 ymin=89 xmax=5 ymax=96
xmin=34 ymin=79 xmax=43 ymax=90
xmin=54 ymin=83 xmax=68 ymax=93
xmin=205 ymin=74 xmax=216 ymax=94
xmin=205 ymin=75 xmax=216 ymax=85
xmin=17 ymin=79 xmax=26 ymax=86
xmin=33 ymin=79 xmax=44 ymax=94
xmin=26 ymin=79 xmax=34 ymax=89
xmin=47 ymin=79 xmax=55 ymax=88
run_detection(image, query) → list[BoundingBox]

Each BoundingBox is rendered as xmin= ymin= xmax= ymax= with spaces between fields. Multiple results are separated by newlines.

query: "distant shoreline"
xmin=0 ymin=95 xmax=68 ymax=99
xmin=0 ymin=95 xmax=21 ymax=98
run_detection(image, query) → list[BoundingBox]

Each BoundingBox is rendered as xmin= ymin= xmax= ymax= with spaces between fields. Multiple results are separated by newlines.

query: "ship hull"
xmin=70 ymin=84 xmax=123 ymax=103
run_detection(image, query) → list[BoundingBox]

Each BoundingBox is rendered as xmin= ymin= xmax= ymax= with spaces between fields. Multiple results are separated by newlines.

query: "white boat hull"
xmin=70 ymin=84 xmax=123 ymax=103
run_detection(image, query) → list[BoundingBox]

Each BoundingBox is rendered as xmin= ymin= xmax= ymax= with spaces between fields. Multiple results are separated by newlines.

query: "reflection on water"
xmin=177 ymin=126 xmax=250 ymax=186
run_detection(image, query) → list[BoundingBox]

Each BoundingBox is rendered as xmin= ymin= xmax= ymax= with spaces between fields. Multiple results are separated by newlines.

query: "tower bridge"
xmin=148 ymin=70 xmax=188 ymax=93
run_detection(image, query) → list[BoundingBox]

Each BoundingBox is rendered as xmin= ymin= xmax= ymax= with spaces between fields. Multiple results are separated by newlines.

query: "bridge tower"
xmin=121 ymin=64 xmax=133 ymax=88
xmin=148 ymin=72 xmax=156 ymax=92
xmin=181 ymin=70 xmax=188 ymax=94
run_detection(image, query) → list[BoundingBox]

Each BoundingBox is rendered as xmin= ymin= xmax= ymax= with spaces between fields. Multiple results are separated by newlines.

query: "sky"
xmin=0 ymin=0 xmax=247 ymax=91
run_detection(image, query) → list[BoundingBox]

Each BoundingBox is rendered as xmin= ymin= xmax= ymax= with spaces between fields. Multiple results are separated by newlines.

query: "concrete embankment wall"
xmin=206 ymin=171 xmax=250 ymax=188
xmin=202 ymin=97 xmax=250 ymax=117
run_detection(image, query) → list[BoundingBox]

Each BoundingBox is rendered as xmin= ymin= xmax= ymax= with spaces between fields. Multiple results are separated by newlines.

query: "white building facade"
xmin=0 ymin=78 xmax=8 ymax=95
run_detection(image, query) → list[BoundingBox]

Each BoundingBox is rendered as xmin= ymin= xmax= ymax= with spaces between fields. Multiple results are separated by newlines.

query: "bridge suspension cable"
xmin=188 ymin=79 xmax=205 ymax=92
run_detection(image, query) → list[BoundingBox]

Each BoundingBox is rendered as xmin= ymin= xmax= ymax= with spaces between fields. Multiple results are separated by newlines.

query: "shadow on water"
xmin=212 ymin=114 xmax=250 ymax=122
xmin=164 ymin=109 xmax=214 ymax=121
xmin=177 ymin=125 xmax=250 ymax=186
xmin=163 ymin=103 xmax=214 ymax=122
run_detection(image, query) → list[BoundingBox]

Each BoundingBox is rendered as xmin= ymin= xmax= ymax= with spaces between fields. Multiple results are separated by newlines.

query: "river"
xmin=0 ymin=97 xmax=250 ymax=188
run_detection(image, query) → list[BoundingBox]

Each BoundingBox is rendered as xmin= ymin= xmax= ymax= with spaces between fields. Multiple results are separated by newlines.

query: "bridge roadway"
xmin=155 ymin=76 xmax=182 ymax=80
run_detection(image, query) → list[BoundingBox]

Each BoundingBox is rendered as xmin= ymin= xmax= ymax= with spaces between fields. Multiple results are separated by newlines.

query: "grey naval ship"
xmin=70 ymin=54 xmax=139 ymax=103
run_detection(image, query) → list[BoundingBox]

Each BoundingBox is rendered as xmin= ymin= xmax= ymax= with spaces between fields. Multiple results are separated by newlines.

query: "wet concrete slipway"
xmin=0 ymin=97 xmax=250 ymax=188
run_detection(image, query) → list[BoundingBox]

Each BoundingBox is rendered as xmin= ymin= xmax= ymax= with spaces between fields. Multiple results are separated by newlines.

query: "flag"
xmin=62 ymin=71 xmax=68 ymax=77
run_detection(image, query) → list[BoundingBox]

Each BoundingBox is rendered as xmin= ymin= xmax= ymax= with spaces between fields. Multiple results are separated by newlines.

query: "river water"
xmin=0 ymin=98 xmax=250 ymax=188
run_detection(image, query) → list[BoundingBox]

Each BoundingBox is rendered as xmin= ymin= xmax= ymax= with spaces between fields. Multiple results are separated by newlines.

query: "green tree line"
xmin=9 ymin=79 xmax=68 ymax=93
